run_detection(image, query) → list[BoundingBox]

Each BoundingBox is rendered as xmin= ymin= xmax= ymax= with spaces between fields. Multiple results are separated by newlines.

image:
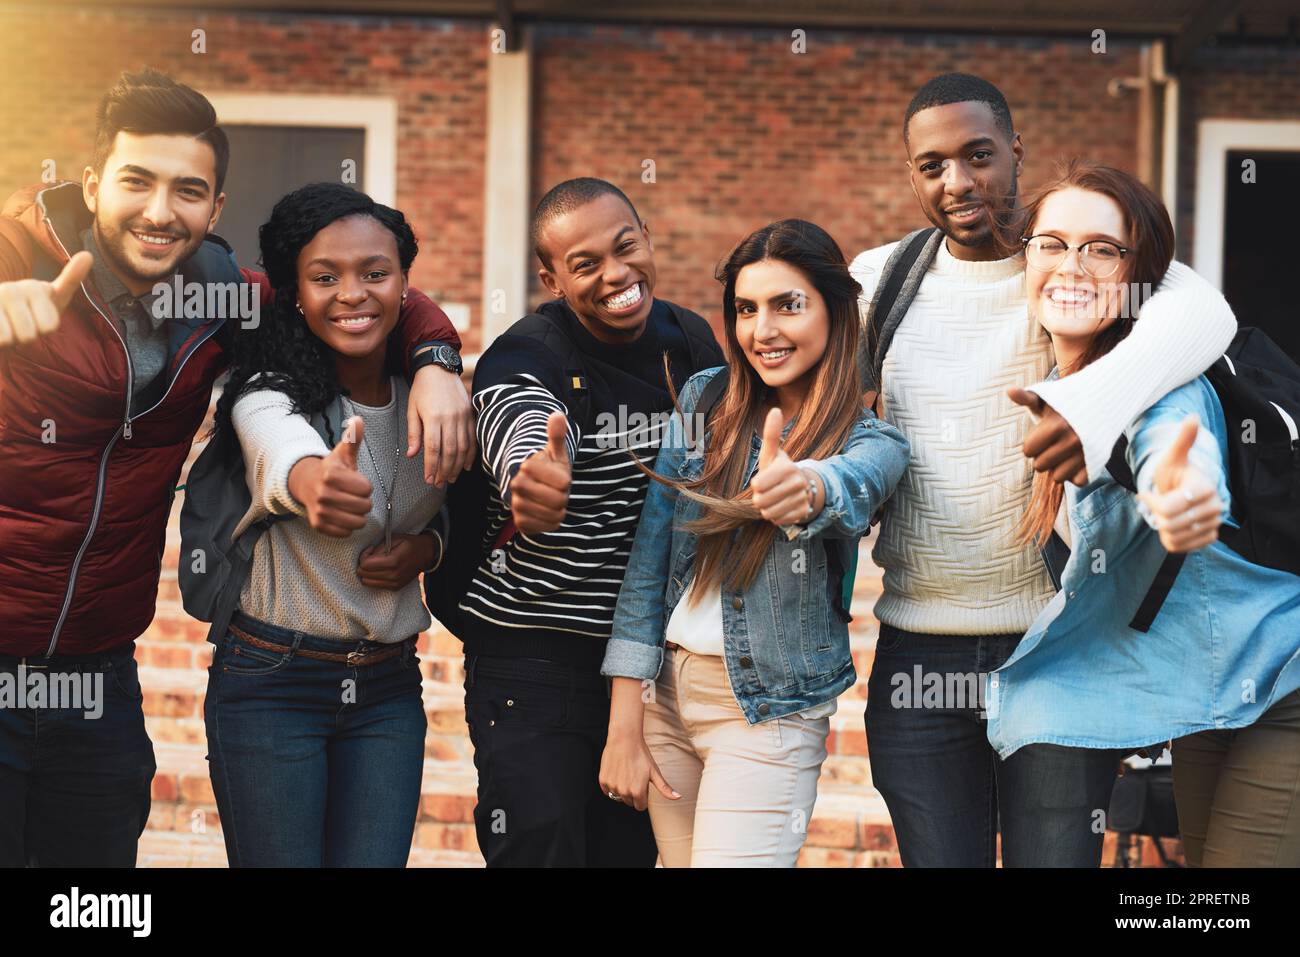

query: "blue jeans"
xmin=0 ymin=643 xmax=155 ymax=867
xmin=204 ymin=612 xmax=427 ymax=867
xmin=865 ymin=625 xmax=1122 ymax=867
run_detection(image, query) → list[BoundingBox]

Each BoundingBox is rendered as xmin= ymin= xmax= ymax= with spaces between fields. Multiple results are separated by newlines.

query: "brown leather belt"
xmin=229 ymin=624 xmax=412 ymax=667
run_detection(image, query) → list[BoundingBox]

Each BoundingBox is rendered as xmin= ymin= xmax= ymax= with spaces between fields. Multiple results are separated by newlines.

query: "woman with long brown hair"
xmin=986 ymin=161 xmax=1300 ymax=866
xmin=597 ymin=219 xmax=909 ymax=866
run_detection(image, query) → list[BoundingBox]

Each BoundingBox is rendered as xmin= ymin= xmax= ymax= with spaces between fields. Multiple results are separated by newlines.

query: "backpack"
xmin=1105 ymin=326 xmax=1300 ymax=631
xmin=693 ymin=367 xmax=855 ymax=623
xmin=858 ymin=227 xmax=944 ymax=396
xmin=178 ymin=396 xmax=343 ymax=644
xmin=423 ymin=300 xmax=724 ymax=639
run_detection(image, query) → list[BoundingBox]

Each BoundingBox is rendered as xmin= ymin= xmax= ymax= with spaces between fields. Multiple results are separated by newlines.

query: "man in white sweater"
xmin=852 ymin=74 xmax=1235 ymax=867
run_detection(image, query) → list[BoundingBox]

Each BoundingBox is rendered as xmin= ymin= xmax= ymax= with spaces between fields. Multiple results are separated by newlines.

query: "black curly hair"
xmin=211 ymin=182 xmax=418 ymax=458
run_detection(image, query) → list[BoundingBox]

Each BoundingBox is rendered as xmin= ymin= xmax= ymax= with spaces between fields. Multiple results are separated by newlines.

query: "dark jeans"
xmin=464 ymin=653 xmax=658 ymax=867
xmin=204 ymin=612 xmax=427 ymax=867
xmin=866 ymin=625 xmax=1122 ymax=867
xmin=0 ymin=643 xmax=155 ymax=867
xmin=1173 ymin=686 xmax=1300 ymax=867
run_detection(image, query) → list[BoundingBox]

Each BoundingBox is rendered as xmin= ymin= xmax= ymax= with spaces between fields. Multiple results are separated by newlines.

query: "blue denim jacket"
xmin=603 ymin=366 xmax=910 ymax=724
xmin=986 ymin=375 xmax=1300 ymax=757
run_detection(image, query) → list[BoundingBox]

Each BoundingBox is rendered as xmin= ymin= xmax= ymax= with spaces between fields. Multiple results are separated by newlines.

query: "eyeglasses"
xmin=1021 ymin=235 xmax=1129 ymax=279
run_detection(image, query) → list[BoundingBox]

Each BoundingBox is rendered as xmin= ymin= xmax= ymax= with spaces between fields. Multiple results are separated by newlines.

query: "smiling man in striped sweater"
xmin=853 ymin=74 xmax=1236 ymax=867
xmin=460 ymin=178 xmax=724 ymax=866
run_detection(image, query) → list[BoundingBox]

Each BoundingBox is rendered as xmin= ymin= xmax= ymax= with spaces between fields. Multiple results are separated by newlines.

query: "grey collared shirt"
xmin=80 ymin=229 xmax=171 ymax=414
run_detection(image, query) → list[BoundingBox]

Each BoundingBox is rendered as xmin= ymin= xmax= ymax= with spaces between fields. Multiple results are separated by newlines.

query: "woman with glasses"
xmin=985 ymin=160 xmax=1300 ymax=867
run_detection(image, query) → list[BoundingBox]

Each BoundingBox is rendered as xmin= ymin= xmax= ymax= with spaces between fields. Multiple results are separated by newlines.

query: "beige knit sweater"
xmin=231 ymin=376 xmax=445 ymax=643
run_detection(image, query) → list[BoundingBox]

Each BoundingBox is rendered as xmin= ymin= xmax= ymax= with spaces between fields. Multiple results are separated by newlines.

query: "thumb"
xmin=649 ymin=758 xmax=680 ymax=800
xmin=1007 ymin=387 xmax=1044 ymax=416
xmin=330 ymin=415 xmax=364 ymax=471
xmin=49 ymin=251 xmax=93 ymax=311
xmin=1156 ymin=415 xmax=1199 ymax=492
xmin=757 ymin=407 xmax=784 ymax=471
xmin=544 ymin=411 xmax=569 ymax=465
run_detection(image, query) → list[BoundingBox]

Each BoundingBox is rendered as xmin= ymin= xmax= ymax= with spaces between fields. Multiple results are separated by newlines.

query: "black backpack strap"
xmin=1107 ymin=435 xmax=1137 ymax=492
xmin=1128 ymin=553 xmax=1187 ymax=633
xmin=666 ymin=301 xmax=726 ymax=373
xmin=1107 ymin=434 xmax=1186 ymax=632
xmin=695 ymin=366 xmax=730 ymax=423
xmin=863 ymin=227 xmax=941 ymax=394
xmin=510 ymin=311 xmax=595 ymax=433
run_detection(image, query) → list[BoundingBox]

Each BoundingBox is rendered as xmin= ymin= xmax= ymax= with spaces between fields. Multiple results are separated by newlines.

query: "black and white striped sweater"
xmin=461 ymin=298 xmax=723 ymax=665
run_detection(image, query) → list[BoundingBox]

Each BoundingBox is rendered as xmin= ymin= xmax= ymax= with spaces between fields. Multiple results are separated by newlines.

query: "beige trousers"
xmin=645 ymin=647 xmax=831 ymax=867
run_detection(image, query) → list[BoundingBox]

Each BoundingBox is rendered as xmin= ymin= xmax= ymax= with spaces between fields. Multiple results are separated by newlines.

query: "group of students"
xmin=1 ymin=68 xmax=1296 ymax=869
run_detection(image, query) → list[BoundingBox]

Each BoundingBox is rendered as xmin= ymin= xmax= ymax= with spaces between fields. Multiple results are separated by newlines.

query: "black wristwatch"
xmin=411 ymin=341 xmax=463 ymax=377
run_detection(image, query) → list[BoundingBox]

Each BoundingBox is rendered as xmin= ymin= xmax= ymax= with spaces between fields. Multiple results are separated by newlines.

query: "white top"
xmin=666 ymin=577 xmax=837 ymax=720
xmin=850 ymin=238 xmax=1235 ymax=636
xmin=665 ymin=578 xmax=725 ymax=656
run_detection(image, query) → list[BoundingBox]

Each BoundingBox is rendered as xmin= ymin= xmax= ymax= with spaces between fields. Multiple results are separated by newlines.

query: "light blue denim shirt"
xmin=986 ymin=374 xmax=1300 ymax=757
xmin=602 ymin=366 xmax=910 ymax=724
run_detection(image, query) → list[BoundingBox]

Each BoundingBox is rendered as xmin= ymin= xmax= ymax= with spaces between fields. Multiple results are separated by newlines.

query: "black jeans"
xmin=865 ymin=625 xmax=1123 ymax=867
xmin=0 ymin=644 xmax=156 ymax=867
xmin=464 ymin=654 xmax=658 ymax=867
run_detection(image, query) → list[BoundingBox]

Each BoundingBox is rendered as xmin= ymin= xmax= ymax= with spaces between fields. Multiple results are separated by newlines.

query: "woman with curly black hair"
xmin=203 ymin=183 xmax=444 ymax=867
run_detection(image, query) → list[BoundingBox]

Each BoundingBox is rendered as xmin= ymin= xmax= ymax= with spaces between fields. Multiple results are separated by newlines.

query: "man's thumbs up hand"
xmin=510 ymin=411 xmax=572 ymax=535
xmin=751 ymin=407 xmax=820 ymax=527
xmin=1008 ymin=386 xmax=1087 ymax=485
xmin=288 ymin=415 xmax=375 ymax=536
xmin=1135 ymin=415 xmax=1224 ymax=554
xmin=0 ymin=250 xmax=93 ymax=348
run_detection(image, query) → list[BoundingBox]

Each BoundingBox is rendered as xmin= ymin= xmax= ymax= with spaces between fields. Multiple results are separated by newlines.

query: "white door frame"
xmin=1193 ymin=119 xmax=1300 ymax=290
xmin=204 ymin=92 xmax=398 ymax=205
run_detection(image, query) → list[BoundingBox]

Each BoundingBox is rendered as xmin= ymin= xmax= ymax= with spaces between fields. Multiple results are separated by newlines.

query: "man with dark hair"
xmin=455 ymin=177 xmax=724 ymax=866
xmin=529 ymin=177 xmax=642 ymax=270
xmin=902 ymin=72 xmax=1014 ymax=145
xmin=0 ymin=68 xmax=472 ymax=867
xmin=852 ymin=72 xmax=1236 ymax=866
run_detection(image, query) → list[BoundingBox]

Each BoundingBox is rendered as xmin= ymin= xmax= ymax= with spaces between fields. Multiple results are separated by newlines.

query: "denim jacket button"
xmin=732 ymin=596 xmax=744 ymax=611
xmin=739 ymin=655 xmax=753 ymax=668
xmin=757 ymin=703 xmax=770 ymax=716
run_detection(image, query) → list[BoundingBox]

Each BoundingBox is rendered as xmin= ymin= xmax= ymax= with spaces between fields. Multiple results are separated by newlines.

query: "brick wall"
xmin=530 ymin=24 xmax=1143 ymax=334
xmin=0 ymin=6 xmax=489 ymax=349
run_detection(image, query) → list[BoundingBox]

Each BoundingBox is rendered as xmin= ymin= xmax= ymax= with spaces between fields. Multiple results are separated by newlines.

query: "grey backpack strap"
xmin=208 ymin=394 xmax=345 ymax=643
xmin=206 ymin=519 xmax=275 ymax=644
xmin=859 ymin=227 xmax=943 ymax=394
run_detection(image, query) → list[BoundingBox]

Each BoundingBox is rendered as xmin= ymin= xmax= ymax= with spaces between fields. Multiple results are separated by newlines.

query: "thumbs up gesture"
xmin=0 ymin=250 xmax=93 ymax=347
xmin=510 ymin=411 xmax=572 ymax=534
xmin=751 ymin=407 xmax=821 ymax=527
xmin=287 ymin=415 xmax=375 ymax=537
xmin=1135 ymin=415 xmax=1224 ymax=553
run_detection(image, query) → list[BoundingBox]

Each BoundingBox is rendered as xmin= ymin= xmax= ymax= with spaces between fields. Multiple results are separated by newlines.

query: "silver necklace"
xmin=343 ymin=380 xmax=401 ymax=553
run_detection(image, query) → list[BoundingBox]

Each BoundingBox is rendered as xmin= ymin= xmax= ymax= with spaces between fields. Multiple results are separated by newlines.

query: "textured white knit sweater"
xmin=850 ymin=238 xmax=1235 ymax=635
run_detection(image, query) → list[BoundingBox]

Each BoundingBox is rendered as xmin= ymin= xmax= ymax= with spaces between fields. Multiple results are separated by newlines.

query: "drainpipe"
xmin=1107 ymin=39 xmax=1180 ymax=229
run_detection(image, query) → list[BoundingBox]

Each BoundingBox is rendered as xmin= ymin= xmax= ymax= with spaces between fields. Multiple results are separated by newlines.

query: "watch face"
xmin=436 ymin=344 xmax=463 ymax=373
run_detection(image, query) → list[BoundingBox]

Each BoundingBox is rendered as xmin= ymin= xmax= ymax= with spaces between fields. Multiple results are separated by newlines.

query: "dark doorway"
xmin=1223 ymin=150 xmax=1298 ymax=362
xmin=217 ymin=125 xmax=366 ymax=270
